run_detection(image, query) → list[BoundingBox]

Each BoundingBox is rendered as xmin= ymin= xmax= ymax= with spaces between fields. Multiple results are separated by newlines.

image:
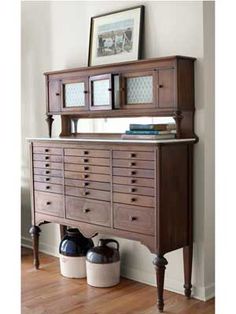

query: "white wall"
xmin=21 ymin=1 xmax=214 ymax=301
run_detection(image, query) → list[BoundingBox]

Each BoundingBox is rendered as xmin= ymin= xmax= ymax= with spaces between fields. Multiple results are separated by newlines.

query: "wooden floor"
xmin=21 ymin=248 xmax=215 ymax=314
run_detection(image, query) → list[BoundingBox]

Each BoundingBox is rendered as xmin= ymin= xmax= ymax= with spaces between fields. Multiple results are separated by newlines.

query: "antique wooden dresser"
xmin=28 ymin=56 xmax=197 ymax=312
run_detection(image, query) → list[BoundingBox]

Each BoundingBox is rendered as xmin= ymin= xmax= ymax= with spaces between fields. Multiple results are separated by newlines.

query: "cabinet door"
xmin=156 ymin=68 xmax=175 ymax=109
xmin=89 ymin=74 xmax=113 ymax=110
xmin=48 ymin=79 xmax=61 ymax=113
xmin=61 ymin=77 xmax=88 ymax=111
xmin=122 ymin=71 xmax=155 ymax=109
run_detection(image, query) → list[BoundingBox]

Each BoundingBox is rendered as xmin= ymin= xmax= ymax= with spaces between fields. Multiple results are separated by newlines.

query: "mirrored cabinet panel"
xmin=62 ymin=78 xmax=88 ymax=111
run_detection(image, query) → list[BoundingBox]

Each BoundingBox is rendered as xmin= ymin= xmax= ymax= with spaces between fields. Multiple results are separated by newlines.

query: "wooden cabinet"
xmin=29 ymin=55 xmax=197 ymax=313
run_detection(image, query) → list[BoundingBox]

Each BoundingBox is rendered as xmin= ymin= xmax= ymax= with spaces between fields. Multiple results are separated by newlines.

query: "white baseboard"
xmin=21 ymin=236 xmax=214 ymax=301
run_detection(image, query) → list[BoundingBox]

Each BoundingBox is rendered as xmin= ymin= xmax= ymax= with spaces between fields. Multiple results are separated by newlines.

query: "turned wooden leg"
xmin=183 ymin=244 xmax=193 ymax=298
xmin=153 ymin=254 xmax=168 ymax=312
xmin=60 ymin=225 xmax=67 ymax=239
xmin=29 ymin=226 xmax=41 ymax=269
xmin=45 ymin=114 xmax=54 ymax=137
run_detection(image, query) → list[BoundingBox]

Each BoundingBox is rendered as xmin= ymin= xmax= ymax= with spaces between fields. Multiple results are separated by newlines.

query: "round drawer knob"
xmin=84 ymin=166 xmax=89 ymax=171
xmin=84 ymin=174 xmax=89 ymax=179
xmin=130 ymin=216 xmax=137 ymax=221
xmin=83 ymin=158 xmax=89 ymax=162
xmin=45 ymin=178 xmax=50 ymax=182
xmin=83 ymin=208 xmax=90 ymax=213
xmin=130 ymin=162 xmax=136 ymax=166
xmin=46 ymin=186 xmax=50 ymax=189
xmin=83 ymin=191 xmax=90 ymax=196
xmin=46 ymin=171 xmax=50 ymax=174
xmin=131 ymin=197 xmax=136 ymax=202
xmin=130 ymin=153 xmax=136 ymax=158
xmin=46 ymin=201 xmax=51 ymax=205
xmin=130 ymin=188 xmax=136 ymax=193
xmin=45 ymin=164 xmax=50 ymax=167
xmin=45 ymin=149 xmax=49 ymax=153
xmin=84 ymin=151 xmax=89 ymax=155
xmin=45 ymin=156 xmax=49 ymax=160
xmin=131 ymin=179 xmax=136 ymax=184
xmin=131 ymin=171 xmax=136 ymax=175
xmin=84 ymin=182 xmax=89 ymax=187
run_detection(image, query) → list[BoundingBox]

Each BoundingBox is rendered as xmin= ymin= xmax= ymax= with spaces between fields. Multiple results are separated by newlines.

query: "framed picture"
xmin=88 ymin=6 xmax=144 ymax=66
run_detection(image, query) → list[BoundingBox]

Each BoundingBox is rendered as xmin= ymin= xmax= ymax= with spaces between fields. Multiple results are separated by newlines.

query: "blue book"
xmin=126 ymin=130 xmax=162 ymax=135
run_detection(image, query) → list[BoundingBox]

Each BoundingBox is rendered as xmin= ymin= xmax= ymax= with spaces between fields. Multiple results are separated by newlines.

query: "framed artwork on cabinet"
xmin=88 ymin=6 xmax=144 ymax=66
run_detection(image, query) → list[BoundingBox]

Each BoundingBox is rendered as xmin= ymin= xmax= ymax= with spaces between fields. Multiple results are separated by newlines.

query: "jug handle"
xmin=98 ymin=239 xmax=119 ymax=250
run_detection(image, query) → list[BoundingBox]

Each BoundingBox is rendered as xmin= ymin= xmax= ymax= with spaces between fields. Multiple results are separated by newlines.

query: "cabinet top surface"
xmin=27 ymin=137 xmax=196 ymax=144
xmin=44 ymin=55 xmax=196 ymax=75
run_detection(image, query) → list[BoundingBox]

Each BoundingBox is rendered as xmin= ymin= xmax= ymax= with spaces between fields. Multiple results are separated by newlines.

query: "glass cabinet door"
xmin=89 ymin=74 xmax=113 ymax=110
xmin=61 ymin=77 xmax=88 ymax=111
xmin=122 ymin=72 xmax=155 ymax=109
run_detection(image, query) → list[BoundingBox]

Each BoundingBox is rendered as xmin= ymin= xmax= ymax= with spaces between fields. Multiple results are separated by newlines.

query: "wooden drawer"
xmin=34 ymin=191 xmax=64 ymax=217
xmin=34 ymin=168 xmax=62 ymax=177
xmin=113 ymin=168 xmax=154 ymax=178
xmin=65 ymin=186 xmax=110 ymax=201
xmin=112 ymin=159 xmax=154 ymax=169
xmin=113 ymin=151 xmax=154 ymax=160
xmin=65 ymin=148 xmax=110 ymax=158
xmin=64 ymin=156 xmax=109 ymax=166
xmin=114 ymin=203 xmax=154 ymax=235
xmin=65 ymin=179 xmax=110 ymax=191
xmin=65 ymin=163 xmax=110 ymax=174
xmin=33 ymin=161 xmax=62 ymax=170
xmin=66 ymin=196 xmax=111 ymax=227
xmin=113 ymin=192 xmax=154 ymax=207
xmin=33 ymin=147 xmax=62 ymax=155
xmin=113 ymin=176 xmax=154 ymax=187
xmin=65 ymin=171 xmax=110 ymax=182
xmin=33 ymin=154 xmax=62 ymax=162
xmin=34 ymin=175 xmax=63 ymax=185
xmin=34 ymin=182 xmax=63 ymax=194
xmin=113 ymin=184 xmax=154 ymax=196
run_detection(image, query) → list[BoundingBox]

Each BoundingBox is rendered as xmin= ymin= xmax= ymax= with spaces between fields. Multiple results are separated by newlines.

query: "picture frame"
xmin=88 ymin=5 xmax=144 ymax=66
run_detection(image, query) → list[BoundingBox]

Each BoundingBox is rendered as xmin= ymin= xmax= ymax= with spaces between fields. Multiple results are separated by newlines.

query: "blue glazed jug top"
xmin=59 ymin=228 xmax=94 ymax=257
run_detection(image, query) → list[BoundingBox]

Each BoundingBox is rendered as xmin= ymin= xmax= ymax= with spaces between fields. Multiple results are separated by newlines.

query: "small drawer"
xmin=113 ymin=151 xmax=154 ymax=160
xmin=34 ymin=182 xmax=63 ymax=194
xmin=65 ymin=171 xmax=110 ymax=182
xmin=66 ymin=196 xmax=111 ymax=227
xmin=113 ymin=168 xmax=154 ymax=178
xmin=65 ymin=179 xmax=110 ymax=191
xmin=33 ymin=147 xmax=62 ymax=155
xmin=34 ymin=175 xmax=63 ymax=185
xmin=113 ymin=184 xmax=154 ymax=196
xmin=113 ymin=176 xmax=154 ymax=187
xmin=64 ymin=156 xmax=110 ymax=166
xmin=34 ymin=191 xmax=63 ymax=217
xmin=33 ymin=154 xmax=62 ymax=162
xmin=34 ymin=168 xmax=62 ymax=177
xmin=33 ymin=161 xmax=62 ymax=170
xmin=114 ymin=203 xmax=154 ymax=235
xmin=65 ymin=186 xmax=110 ymax=201
xmin=65 ymin=148 xmax=110 ymax=158
xmin=113 ymin=192 xmax=154 ymax=207
xmin=112 ymin=159 xmax=154 ymax=169
xmin=65 ymin=163 xmax=110 ymax=175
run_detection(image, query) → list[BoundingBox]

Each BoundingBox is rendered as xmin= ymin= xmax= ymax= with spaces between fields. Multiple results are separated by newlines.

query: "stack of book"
xmin=121 ymin=123 xmax=176 ymax=140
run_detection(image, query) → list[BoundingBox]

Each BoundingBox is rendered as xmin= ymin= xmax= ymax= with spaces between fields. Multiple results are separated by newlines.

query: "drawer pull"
xmin=45 ymin=178 xmax=50 ymax=182
xmin=84 ymin=182 xmax=89 ymax=187
xmin=131 ymin=197 xmax=136 ymax=202
xmin=84 ymin=151 xmax=89 ymax=155
xmin=45 ymin=149 xmax=49 ymax=153
xmin=84 ymin=174 xmax=89 ymax=179
xmin=46 ymin=186 xmax=50 ymax=190
xmin=83 ymin=208 xmax=90 ymax=213
xmin=130 ymin=162 xmax=136 ymax=166
xmin=45 ymin=156 xmax=49 ymax=160
xmin=130 ymin=153 xmax=136 ymax=158
xmin=45 ymin=170 xmax=50 ymax=174
xmin=83 ymin=191 xmax=90 ymax=196
xmin=130 ymin=188 xmax=136 ymax=193
xmin=46 ymin=201 xmax=51 ymax=205
xmin=83 ymin=158 xmax=89 ymax=163
xmin=130 ymin=171 xmax=136 ymax=175
xmin=131 ymin=179 xmax=136 ymax=184
xmin=56 ymin=92 xmax=60 ymax=96
xmin=84 ymin=166 xmax=89 ymax=171
xmin=129 ymin=216 xmax=137 ymax=221
xmin=45 ymin=163 xmax=50 ymax=167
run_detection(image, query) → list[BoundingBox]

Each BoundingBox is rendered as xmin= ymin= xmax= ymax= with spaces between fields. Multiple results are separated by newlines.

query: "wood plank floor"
xmin=21 ymin=248 xmax=215 ymax=314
